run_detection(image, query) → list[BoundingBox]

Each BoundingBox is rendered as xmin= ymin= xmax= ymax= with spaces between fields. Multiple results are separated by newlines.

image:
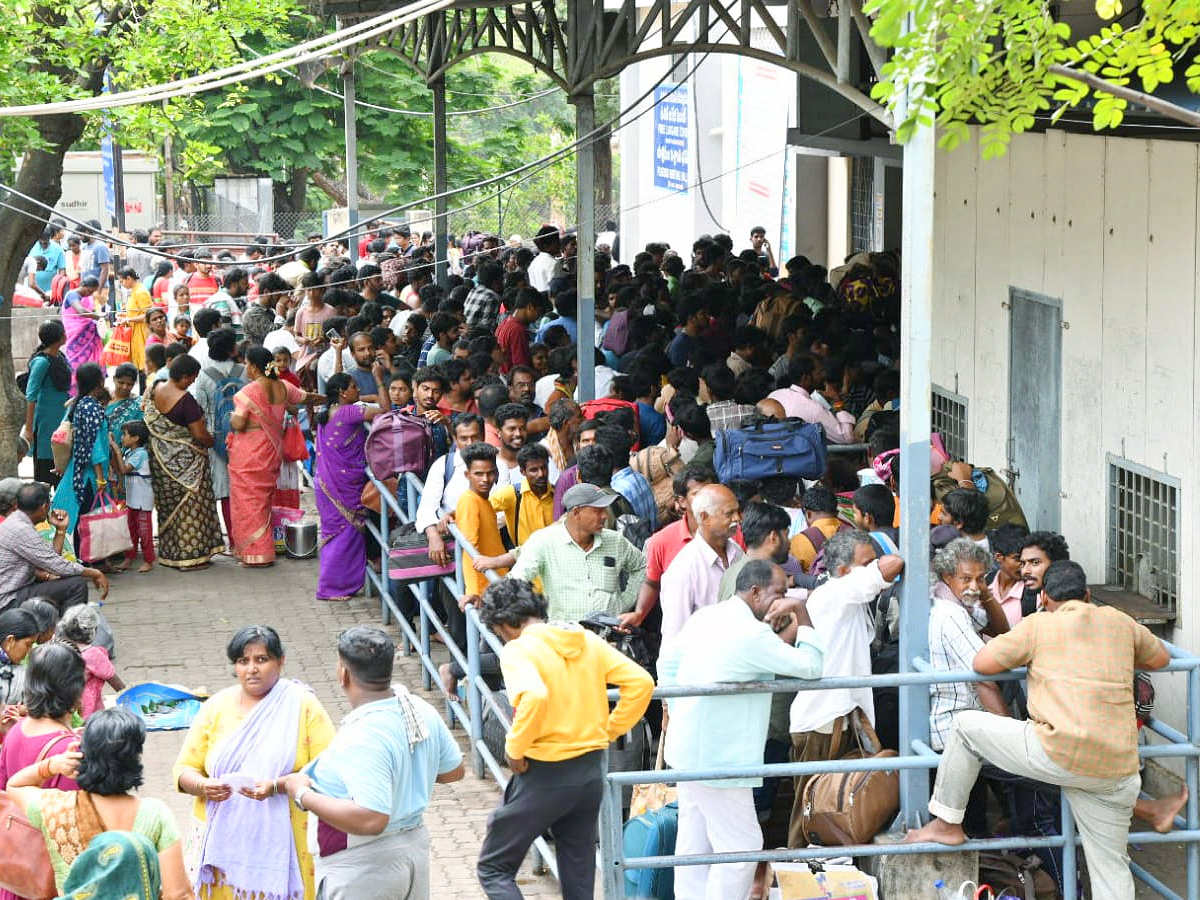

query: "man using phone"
xmin=749 ymin=226 xmax=777 ymax=277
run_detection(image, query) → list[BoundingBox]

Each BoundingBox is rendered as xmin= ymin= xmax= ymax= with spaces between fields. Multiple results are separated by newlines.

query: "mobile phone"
xmin=325 ymin=327 xmax=340 ymax=340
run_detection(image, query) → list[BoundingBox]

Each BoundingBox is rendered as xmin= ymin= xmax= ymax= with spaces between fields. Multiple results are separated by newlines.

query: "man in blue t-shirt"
xmin=79 ymin=220 xmax=112 ymax=286
xmin=667 ymin=294 xmax=712 ymax=368
xmin=280 ymin=626 xmax=463 ymax=900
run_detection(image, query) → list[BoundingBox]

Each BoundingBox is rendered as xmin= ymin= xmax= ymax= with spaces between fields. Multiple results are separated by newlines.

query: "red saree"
xmin=227 ymin=380 xmax=305 ymax=565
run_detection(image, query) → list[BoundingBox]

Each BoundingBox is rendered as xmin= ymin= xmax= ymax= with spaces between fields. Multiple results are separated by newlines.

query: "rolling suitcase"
xmin=623 ymin=802 xmax=677 ymax=900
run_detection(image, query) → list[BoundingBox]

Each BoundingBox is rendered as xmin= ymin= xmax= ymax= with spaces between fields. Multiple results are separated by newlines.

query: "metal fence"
xmin=359 ymin=466 xmax=1200 ymax=900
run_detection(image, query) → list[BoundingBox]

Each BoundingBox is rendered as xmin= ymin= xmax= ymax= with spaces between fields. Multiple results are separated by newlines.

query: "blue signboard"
xmin=101 ymin=135 xmax=116 ymax=218
xmin=653 ymin=84 xmax=689 ymax=193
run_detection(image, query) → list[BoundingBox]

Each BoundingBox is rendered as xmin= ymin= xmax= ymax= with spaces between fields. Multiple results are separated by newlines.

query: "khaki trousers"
xmin=931 ymin=710 xmax=1140 ymax=900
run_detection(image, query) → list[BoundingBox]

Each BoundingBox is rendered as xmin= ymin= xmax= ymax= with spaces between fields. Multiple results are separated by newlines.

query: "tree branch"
xmin=1048 ymin=63 xmax=1200 ymax=128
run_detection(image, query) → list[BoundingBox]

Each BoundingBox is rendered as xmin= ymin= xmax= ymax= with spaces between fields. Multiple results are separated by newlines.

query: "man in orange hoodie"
xmin=476 ymin=577 xmax=654 ymax=900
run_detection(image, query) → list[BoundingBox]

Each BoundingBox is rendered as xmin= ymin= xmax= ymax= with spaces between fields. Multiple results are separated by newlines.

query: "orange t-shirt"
xmin=456 ymin=488 xmax=508 ymax=596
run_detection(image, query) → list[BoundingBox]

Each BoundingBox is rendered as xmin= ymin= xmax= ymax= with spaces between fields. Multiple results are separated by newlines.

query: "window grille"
xmin=850 ymin=157 xmax=874 ymax=253
xmin=931 ymin=384 xmax=968 ymax=461
xmin=1106 ymin=455 xmax=1180 ymax=614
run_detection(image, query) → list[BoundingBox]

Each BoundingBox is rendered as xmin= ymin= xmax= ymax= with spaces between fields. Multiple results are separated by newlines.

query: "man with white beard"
xmin=928 ymin=538 xmax=1012 ymax=754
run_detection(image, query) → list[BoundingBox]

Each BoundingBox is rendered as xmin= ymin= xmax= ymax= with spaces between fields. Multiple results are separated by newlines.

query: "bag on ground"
xmin=714 ymin=418 xmax=826 ymax=483
xmin=978 ymin=850 xmax=1059 ymax=900
xmin=77 ymin=493 xmax=134 ymax=562
xmin=623 ymin=801 xmax=677 ymax=900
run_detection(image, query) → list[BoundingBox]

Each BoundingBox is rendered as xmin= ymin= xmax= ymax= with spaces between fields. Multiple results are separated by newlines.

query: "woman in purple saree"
xmin=313 ymin=374 xmax=385 ymax=601
xmin=61 ymin=277 xmax=107 ymax=378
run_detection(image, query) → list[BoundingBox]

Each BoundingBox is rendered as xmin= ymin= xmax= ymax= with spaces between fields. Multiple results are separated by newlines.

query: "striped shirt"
xmin=928 ymin=590 xmax=986 ymax=751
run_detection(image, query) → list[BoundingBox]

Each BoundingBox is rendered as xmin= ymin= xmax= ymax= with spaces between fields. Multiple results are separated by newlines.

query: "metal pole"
xmin=573 ymin=88 xmax=597 ymax=402
xmin=466 ymin=602 xmax=485 ymax=779
xmin=1188 ymin=665 xmax=1200 ymax=899
xmin=112 ymin=144 xmax=127 ymax=234
xmin=600 ymin=775 xmax=626 ymax=898
xmin=896 ymin=78 xmax=935 ymax=828
xmin=341 ymin=46 xmax=359 ymax=231
xmin=1061 ymin=792 xmax=1076 ymax=900
xmin=432 ymin=77 xmax=449 ymax=288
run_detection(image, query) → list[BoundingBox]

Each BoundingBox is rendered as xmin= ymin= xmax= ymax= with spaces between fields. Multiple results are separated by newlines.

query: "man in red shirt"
xmin=496 ymin=288 xmax=543 ymax=373
xmin=618 ymin=463 xmax=715 ymax=630
xmin=185 ymin=248 xmax=220 ymax=306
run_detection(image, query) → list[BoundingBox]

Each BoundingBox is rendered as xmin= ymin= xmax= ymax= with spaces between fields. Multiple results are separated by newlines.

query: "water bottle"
xmin=933 ymin=880 xmax=955 ymax=900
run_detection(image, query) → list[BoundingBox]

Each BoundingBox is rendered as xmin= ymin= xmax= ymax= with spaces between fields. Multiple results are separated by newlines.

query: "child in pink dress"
xmin=58 ymin=605 xmax=125 ymax=718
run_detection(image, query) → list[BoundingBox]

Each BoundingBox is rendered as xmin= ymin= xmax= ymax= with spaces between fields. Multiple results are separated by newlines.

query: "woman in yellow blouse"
xmin=118 ymin=266 xmax=156 ymax=371
xmin=172 ymin=625 xmax=334 ymax=900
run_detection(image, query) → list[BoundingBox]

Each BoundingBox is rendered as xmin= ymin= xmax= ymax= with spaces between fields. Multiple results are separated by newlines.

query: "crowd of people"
xmin=0 ymin=212 xmax=1180 ymax=900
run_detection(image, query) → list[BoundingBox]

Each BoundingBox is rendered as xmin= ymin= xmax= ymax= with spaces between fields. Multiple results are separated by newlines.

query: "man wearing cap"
xmin=528 ymin=225 xmax=560 ymax=294
xmin=476 ymin=483 xmax=646 ymax=622
xmin=0 ymin=478 xmax=23 ymax=517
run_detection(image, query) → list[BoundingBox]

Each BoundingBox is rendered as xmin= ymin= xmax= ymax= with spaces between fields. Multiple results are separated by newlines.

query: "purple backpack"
xmin=365 ymin=410 xmax=434 ymax=481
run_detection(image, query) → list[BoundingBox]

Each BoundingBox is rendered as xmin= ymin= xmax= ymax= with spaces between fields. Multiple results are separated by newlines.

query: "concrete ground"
xmin=99 ymin=548 xmax=566 ymax=899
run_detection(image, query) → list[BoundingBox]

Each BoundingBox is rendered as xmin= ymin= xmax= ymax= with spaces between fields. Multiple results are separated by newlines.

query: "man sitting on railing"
xmin=907 ymin=561 xmax=1171 ymax=900
xmin=475 ymin=578 xmax=653 ymax=900
xmin=659 ymin=559 xmax=824 ymax=900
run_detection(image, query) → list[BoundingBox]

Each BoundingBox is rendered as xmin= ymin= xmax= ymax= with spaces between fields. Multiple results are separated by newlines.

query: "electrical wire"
xmin=0 ymin=17 xmax=720 ymax=262
xmin=0 ymin=1 xmax=456 ymax=117
xmin=307 ymin=81 xmax=557 ymax=116
xmin=0 ymin=0 xmax=865 ymax=265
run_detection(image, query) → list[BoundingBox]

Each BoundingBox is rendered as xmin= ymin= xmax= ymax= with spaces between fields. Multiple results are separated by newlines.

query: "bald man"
xmin=659 ymin=484 xmax=744 ymax=644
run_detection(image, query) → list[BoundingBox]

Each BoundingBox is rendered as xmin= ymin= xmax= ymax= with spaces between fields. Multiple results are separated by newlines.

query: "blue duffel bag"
xmin=623 ymin=801 xmax=678 ymax=899
xmin=713 ymin=417 xmax=826 ymax=482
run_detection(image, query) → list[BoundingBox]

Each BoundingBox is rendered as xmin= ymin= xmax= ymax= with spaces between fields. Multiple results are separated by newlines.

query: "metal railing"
xmin=358 ymin=466 xmax=1200 ymax=900
xmin=362 ymin=469 xmax=558 ymax=877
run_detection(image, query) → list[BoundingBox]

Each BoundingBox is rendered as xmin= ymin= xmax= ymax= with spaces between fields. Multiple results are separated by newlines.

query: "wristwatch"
xmin=293 ymin=787 xmax=310 ymax=811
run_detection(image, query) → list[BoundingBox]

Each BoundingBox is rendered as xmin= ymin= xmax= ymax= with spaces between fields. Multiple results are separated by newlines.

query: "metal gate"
xmin=1007 ymin=287 xmax=1062 ymax=532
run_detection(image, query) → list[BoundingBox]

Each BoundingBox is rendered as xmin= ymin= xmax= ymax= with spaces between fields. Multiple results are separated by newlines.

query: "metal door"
xmin=1007 ymin=288 xmax=1062 ymax=532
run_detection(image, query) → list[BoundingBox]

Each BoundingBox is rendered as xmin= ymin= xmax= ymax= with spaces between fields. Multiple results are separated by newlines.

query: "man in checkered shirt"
xmin=908 ymin=560 xmax=1170 ymax=900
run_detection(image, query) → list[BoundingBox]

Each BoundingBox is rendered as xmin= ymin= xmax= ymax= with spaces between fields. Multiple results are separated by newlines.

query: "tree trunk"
xmin=271 ymin=168 xmax=309 ymax=239
xmin=0 ymin=113 xmax=87 ymax=477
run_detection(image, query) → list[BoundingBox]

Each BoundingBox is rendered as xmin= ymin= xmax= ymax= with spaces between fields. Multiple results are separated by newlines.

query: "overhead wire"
xmin=0 ymin=0 xmax=872 ymax=266
xmin=0 ymin=1 xmax=456 ymax=117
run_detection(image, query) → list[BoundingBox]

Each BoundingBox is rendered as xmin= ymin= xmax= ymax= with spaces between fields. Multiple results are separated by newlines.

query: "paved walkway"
xmin=102 ymin=549 xmax=565 ymax=899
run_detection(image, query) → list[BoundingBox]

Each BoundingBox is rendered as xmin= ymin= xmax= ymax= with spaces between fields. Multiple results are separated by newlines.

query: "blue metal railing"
xmin=358 ymin=466 xmax=1200 ymax=900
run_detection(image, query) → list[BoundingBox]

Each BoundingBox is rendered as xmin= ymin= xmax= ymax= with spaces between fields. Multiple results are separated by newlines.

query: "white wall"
xmin=933 ymin=128 xmax=1199 ymax=741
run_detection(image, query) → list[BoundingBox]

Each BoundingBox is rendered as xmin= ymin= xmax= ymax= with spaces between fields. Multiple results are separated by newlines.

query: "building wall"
xmin=933 ymin=128 xmax=1198 ymax=741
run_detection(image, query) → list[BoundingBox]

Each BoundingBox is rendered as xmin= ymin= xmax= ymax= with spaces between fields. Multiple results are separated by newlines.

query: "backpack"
xmin=931 ymin=463 xmax=1028 ymax=530
xmin=365 ymin=409 xmax=434 ymax=481
xmin=629 ymin=445 xmax=682 ymax=523
xmin=580 ymin=398 xmax=642 ymax=450
xmin=601 ymin=308 xmax=635 ymax=357
xmin=714 ymin=418 xmax=826 ymax=483
xmin=800 ymin=521 xmax=852 ymax=576
xmin=501 ymin=482 xmax=524 ymax=550
xmin=615 ymin=512 xmax=653 ymax=551
xmin=978 ymin=851 xmax=1059 ymax=900
xmin=203 ymin=365 xmax=246 ymax=462
xmin=750 ymin=293 xmax=805 ymax=340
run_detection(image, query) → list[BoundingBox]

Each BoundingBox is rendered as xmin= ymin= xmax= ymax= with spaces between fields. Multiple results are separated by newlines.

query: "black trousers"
xmin=2 ymin=575 xmax=90 ymax=614
xmin=477 ymin=750 xmax=604 ymax=900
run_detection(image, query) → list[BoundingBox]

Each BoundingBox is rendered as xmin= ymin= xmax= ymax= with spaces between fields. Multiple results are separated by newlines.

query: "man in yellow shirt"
xmin=790 ymin=485 xmax=849 ymax=573
xmin=454 ymin=443 xmax=508 ymax=599
xmin=489 ymin=443 xmax=554 ymax=549
xmin=476 ymin=578 xmax=653 ymax=900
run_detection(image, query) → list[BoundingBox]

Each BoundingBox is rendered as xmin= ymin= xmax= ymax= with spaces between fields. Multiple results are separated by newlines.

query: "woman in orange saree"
xmin=227 ymin=347 xmax=314 ymax=566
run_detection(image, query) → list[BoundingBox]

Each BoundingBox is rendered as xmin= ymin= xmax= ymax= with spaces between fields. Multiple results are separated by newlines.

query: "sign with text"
xmin=653 ymin=84 xmax=689 ymax=193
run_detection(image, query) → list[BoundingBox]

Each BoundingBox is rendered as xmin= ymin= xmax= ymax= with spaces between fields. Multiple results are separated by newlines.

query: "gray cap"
xmin=0 ymin=477 xmax=23 ymax=507
xmin=562 ymin=483 xmax=618 ymax=511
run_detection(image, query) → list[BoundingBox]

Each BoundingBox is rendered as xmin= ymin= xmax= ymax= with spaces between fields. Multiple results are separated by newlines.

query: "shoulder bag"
xmin=0 ymin=735 xmax=76 ymax=899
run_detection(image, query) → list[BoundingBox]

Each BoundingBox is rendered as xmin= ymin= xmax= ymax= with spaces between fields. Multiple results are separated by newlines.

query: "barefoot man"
xmin=907 ymin=561 xmax=1177 ymax=900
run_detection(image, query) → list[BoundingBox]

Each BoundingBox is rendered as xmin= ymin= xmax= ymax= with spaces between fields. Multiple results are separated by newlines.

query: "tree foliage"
xmin=865 ymin=0 xmax=1200 ymax=157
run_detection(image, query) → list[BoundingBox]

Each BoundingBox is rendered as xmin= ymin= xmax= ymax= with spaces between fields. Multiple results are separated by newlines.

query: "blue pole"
xmin=1188 ymin=665 xmax=1199 ymax=900
xmin=466 ymin=598 xmax=485 ymax=779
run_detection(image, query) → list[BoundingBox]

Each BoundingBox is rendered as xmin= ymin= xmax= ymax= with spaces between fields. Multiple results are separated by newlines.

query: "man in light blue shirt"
xmin=658 ymin=559 xmax=823 ymax=900
xmin=280 ymin=626 xmax=463 ymax=900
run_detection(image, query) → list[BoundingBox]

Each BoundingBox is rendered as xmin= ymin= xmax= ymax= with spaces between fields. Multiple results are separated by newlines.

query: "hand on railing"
xmin=459 ymin=594 xmax=480 ymax=612
xmin=473 ymin=553 xmax=514 ymax=573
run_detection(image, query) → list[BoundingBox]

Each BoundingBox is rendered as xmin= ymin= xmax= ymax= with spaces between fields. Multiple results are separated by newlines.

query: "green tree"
xmin=0 ymin=0 xmax=297 ymax=475
xmin=866 ymin=0 xmax=1200 ymax=158
xmin=181 ymin=48 xmax=578 ymax=236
